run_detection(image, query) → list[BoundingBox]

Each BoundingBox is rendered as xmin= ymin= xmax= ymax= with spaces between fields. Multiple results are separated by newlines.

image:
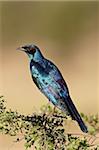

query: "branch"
xmin=0 ymin=96 xmax=99 ymax=150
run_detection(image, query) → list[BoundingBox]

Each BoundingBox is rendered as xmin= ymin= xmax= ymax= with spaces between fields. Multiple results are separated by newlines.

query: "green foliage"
xmin=81 ymin=113 xmax=99 ymax=135
xmin=0 ymin=96 xmax=99 ymax=150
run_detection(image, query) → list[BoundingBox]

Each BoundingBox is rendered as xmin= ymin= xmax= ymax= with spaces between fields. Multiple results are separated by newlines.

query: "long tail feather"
xmin=65 ymin=96 xmax=88 ymax=133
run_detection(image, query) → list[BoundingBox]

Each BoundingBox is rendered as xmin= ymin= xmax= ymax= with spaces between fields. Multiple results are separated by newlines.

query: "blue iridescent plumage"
xmin=18 ymin=44 xmax=88 ymax=133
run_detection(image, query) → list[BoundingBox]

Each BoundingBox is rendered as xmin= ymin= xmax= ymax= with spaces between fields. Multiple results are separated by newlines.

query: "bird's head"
xmin=17 ymin=44 xmax=44 ymax=62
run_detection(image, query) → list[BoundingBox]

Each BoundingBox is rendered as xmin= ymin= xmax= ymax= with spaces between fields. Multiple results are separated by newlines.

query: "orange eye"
xmin=30 ymin=47 xmax=34 ymax=50
xmin=30 ymin=48 xmax=36 ymax=54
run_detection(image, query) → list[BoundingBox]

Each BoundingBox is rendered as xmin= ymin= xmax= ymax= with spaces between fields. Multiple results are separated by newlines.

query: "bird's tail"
xmin=66 ymin=96 xmax=88 ymax=133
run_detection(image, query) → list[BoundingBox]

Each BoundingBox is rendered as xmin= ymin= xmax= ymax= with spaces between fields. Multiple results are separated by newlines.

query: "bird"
xmin=17 ymin=44 xmax=88 ymax=133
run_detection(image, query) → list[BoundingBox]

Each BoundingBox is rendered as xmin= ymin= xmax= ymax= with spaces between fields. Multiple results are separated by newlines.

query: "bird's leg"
xmin=52 ymin=106 xmax=56 ymax=114
xmin=44 ymin=101 xmax=56 ymax=116
xmin=48 ymin=105 xmax=56 ymax=116
xmin=43 ymin=100 xmax=51 ymax=115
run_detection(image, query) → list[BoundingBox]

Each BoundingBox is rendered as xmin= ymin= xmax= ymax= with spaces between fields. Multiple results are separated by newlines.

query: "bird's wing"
xmin=45 ymin=62 xmax=88 ymax=132
xmin=30 ymin=59 xmax=88 ymax=132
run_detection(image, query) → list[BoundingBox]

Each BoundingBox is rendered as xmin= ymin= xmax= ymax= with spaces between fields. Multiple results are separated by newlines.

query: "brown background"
xmin=0 ymin=1 xmax=99 ymax=149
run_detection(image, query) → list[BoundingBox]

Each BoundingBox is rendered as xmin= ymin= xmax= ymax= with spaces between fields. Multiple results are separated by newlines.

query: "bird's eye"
xmin=30 ymin=48 xmax=36 ymax=55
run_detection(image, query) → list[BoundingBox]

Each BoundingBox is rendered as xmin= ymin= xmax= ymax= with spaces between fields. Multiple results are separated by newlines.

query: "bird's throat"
xmin=27 ymin=53 xmax=34 ymax=62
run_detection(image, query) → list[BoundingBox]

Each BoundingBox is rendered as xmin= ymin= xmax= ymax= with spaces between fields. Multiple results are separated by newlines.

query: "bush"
xmin=0 ymin=96 xmax=99 ymax=150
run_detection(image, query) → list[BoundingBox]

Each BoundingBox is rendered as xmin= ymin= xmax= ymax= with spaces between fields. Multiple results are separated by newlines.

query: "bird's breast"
xmin=30 ymin=65 xmax=51 ymax=89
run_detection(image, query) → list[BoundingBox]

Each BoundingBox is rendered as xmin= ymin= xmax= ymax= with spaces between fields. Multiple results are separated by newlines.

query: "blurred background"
xmin=0 ymin=1 xmax=99 ymax=149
